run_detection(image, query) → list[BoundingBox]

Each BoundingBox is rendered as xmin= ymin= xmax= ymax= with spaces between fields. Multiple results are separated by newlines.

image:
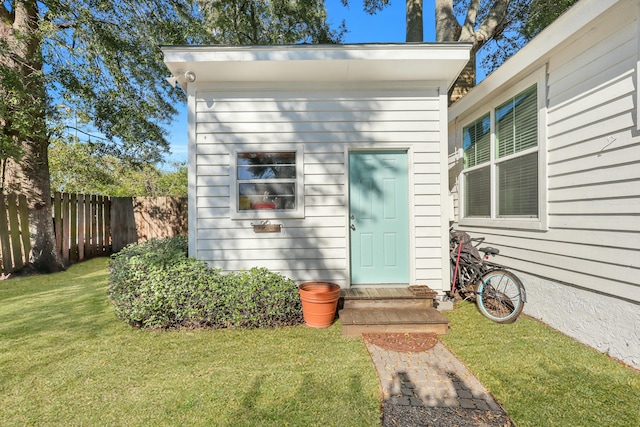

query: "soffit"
xmin=162 ymin=43 xmax=471 ymax=90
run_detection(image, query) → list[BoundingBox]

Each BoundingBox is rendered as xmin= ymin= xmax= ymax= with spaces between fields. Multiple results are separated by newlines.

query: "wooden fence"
xmin=1 ymin=193 xmax=187 ymax=275
xmin=0 ymin=194 xmax=31 ymax=275
xmin=53 ymin=192 xmax=111 ymax=265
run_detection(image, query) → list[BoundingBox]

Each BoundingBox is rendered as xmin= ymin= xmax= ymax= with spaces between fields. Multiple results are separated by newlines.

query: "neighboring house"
xmin=448 ymin=0 xmax=639 ymax=369
xmin=163 ymin=44 xmax=470 ymax=293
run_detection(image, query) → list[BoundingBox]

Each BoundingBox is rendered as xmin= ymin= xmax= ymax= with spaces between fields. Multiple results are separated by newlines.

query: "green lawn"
xmin=4 ymin=260 xmax=639 ymax=427
xmin=441 ymin=301 xmax=640 ymax=427
xmin=0 ymin=259 xmax=380 ymax=426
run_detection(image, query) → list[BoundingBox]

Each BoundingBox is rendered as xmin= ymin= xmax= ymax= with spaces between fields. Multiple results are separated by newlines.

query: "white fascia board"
xmin=162 ymin=43 xmax=471 ymax=88
xmin=449 ymin=0 xmax=621 ymax=119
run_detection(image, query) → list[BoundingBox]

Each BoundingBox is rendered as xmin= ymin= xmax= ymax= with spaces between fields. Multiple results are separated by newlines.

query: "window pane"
xmin=238 ymin=182 xmax=296 ymax=211
xmin=498 ymin=152 xmax=538 ymax=217
xmin=237 ymin=152 xmax=296 ymax=179
xmin=238 ymin=165 xmax=296 ymax=180
xmin=463 ymin=113 xmax=491 ymax=168
xmin=237 ymin=151 xmax=297 ymax=211
xmin=496 ymin=85 xmax=537 ymax=158
xmin=464 ymin=166 xmax=490 ymax=217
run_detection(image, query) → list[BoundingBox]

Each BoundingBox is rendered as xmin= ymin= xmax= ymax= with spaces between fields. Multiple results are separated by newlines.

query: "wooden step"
xmin=339 ymin=307 xmax=449 ymax=337
xmin=339 ymin=287 xmax=448 ymax=338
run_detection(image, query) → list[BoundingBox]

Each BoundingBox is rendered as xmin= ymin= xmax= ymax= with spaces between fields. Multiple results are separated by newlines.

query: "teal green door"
xmin=349 ymin=151 xmax=409 ymax=285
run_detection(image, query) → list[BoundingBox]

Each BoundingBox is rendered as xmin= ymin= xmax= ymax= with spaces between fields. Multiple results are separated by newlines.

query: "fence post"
xmin=70 ymin=194 xmax=78 ymax=263
xmin=0 ymin=195 xmax=13 ymax=274
xmin=54 ymin=192 xmax=63 ymax=257
xmin=97 ymin=195 xmax=104 ymax=255
xmin=7 ymin=194 xmax=24 ymax=270
xmin=18 ymin=194 xmax=30 ymax=263
xmin=77 ymin=194 xmax=85 ymax=261
xmin=91 ymin=195 xmax=97 ymax=256
xmin=84 ymin=195 xmax=91 ymax=258
xmin=104 ymin=196 xmax=111 ymax=254
xmin=62 ymin=192 xmax=70 ymax=264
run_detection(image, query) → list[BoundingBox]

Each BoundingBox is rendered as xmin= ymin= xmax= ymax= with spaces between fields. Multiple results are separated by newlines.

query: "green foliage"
xmin=49 ymin=140 xmax=188 ymax=196
xmin=108 ymin=236 xmax=303 ymax=329
xmin=466 ymin=0 xmax=580 ymax=74
xmin=0 ymin=258 xmax=380 ymax=426
xmin=198 ymin=0 xmax=345 ymax=45
xmin=521 ymin=0 xmax=581 ymax=40
xmin=218 ymin=268 xmax=305 ymax=328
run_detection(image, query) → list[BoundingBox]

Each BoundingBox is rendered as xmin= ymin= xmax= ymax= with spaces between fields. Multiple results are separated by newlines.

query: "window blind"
xmin=463 ymin=113 xmax=491 ymax=168
xmin=496 ymin=85 xmax=537 ymax=158
xmin=498 ymin=152 xmax=538 ymax=217
xmin=464 ymin=166 xmax=491 ymax=217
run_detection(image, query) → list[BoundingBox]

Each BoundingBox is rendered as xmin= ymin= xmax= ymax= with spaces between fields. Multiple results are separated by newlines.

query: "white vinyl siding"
xmin=449 ymin=0 xmax=640 ymax=304
xmin=192 ymin=82 xmax=446 ymax=289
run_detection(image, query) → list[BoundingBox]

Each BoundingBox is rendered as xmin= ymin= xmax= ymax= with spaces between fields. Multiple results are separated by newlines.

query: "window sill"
xmin=460 ymin=217 xmax=547 ymax=231
xmin=230 ymin=209 xmax=304 ymax=220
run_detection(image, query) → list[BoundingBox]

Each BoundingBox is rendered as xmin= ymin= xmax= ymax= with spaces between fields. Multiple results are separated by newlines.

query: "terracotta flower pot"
xmin=298 ymin=282 xmax=341 ymax=328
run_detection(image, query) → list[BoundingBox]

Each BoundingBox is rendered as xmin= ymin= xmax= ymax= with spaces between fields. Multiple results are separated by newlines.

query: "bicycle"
xmin=448 ymin=228 xmax=526 ymax=323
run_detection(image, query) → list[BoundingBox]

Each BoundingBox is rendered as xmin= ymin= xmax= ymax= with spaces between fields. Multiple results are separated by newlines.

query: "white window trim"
xmin=230 ymin=145 xmax=305 ymax=220
xmin=459 ymin=66 xmax=548 ymax=231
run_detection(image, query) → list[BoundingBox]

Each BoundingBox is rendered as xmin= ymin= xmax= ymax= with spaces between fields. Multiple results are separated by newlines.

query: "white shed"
xmin=163 ymin=43 xmax=470 ymax=293
xmin=448 ymin=0 xmax=640 ymax=369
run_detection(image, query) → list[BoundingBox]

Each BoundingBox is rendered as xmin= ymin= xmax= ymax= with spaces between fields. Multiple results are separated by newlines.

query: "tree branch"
xmin=460 ymin=0 xmax=480 ymax=41
xmin=435 ymin=0 xmax=461 ymax=42
xmin=0 ymin=4 xmax=11 ymax=24
xmin=475 ymin=0 xmax=511 ymax=45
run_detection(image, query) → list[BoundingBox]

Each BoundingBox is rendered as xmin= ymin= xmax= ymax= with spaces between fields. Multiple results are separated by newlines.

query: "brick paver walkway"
xmin=366 ymin=341 xmax=503 ymax=411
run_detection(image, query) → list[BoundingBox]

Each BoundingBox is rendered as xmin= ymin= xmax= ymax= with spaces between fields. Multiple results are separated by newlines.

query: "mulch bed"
xmin=362 ymin=332 xmax=439 ymax=352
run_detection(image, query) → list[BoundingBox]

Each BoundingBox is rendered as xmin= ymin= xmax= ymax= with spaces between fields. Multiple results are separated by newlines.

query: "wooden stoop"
xmin=339 ymin=287 xmax=449 ymax=338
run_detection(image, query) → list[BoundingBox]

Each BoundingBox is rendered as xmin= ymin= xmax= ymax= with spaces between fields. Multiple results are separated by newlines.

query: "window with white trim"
xmin=231 ymin=150 xmax=304 ymax=219
xmin=461 ymin=82 xmax=542 ymax=226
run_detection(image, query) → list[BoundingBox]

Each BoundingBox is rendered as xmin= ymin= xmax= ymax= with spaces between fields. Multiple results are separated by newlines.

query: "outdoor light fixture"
xmin=184 ymin=70 xmax=196 ymax=82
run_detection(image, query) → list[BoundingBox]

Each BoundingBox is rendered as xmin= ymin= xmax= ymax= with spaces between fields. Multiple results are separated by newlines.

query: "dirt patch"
xmin=362 ymin=332 xmax=438 ymax=352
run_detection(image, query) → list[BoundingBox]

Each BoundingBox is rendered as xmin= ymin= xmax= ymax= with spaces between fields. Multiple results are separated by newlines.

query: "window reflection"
xmin=237 ymin=152 xmax=296 ymax=211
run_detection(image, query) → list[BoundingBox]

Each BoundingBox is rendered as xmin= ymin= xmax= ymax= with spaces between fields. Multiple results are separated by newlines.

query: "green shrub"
xmin=219 ymin=268 xmax=304 ymax=328
xmin=107 ymin=236 xmax=303 ymax=329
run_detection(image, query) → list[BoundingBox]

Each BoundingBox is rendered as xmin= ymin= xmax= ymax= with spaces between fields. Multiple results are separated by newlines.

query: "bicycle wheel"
xmin=476 ymin=269 xmax=525 ymax=323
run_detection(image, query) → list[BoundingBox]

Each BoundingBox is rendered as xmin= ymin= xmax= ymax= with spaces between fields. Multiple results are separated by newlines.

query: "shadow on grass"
xmin=0 ymin=258 xmax=114 ymax=341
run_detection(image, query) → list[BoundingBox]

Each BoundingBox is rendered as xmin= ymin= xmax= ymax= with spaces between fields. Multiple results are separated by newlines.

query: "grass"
xmin=440 ymin=301 xmax=640 ymax=427
xmin=0 ymin=259 xmax=380 ymax=426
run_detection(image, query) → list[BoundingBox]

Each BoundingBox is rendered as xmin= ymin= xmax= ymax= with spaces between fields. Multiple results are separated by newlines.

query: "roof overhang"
xmin=162 ymin=43 xmax=472 ymax=90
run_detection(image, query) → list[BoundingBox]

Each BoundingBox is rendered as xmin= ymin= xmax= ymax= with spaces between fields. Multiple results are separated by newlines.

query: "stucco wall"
xmin=520 ymin=271 xmax=640 ymax=370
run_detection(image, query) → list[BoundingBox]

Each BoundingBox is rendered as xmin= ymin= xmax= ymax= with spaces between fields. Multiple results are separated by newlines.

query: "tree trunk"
xmin=1 ymin=1 xmax=65 ymax=273
xmin=435 ymin=0 xmax=511 ymax=104
xmin=448 ymin=50 xmax=476 ymax=104
xmin=406 ymin=0 xmax=423 ymax=42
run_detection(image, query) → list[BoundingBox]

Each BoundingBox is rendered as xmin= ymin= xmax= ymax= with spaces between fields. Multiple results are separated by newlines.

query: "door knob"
xmin=350 ymin=224 xmax=356 ymax=231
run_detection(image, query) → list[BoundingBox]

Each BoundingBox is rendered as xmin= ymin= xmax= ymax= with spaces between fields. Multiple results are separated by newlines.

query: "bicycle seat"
xmin=479 ymin=247 xmax=500 ymax=256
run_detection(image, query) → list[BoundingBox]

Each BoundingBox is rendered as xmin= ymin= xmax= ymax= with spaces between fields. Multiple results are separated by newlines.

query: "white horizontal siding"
xmin=452 ymin=2 xmax=640 ymax=303
xmin=193 ymin=83 xmax=444 ymax=287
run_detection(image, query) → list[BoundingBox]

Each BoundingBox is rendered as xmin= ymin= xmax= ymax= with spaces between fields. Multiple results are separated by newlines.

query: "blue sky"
xmin=166 ymin=0 xmax=437 ymax=164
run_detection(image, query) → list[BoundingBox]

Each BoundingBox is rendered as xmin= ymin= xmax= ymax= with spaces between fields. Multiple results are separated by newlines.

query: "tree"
xmin=197 ymin=0 xmax=345 ymax=44
xmin=48 ymin=140 xmax=188 ymax=197
xmin=435 ymin=0 xmax=513 ymax=103
xmin=345 ymin=0 xmax=578 ymax=103
xmin=2 ymin=1 xmax=343 ymax=273
xmin=1 ymin=1 xmax=205 ymax=272
xmin=436 ymin=0 xmax=580 ymax=103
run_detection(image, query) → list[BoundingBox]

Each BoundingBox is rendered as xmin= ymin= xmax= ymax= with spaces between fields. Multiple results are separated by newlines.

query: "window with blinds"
xmin=496 ymin=85 xmax=538 ymax=159
xmin=461 ymin=84 xmax=539 ymax=220
xmin=463 ymin=113 xmax=491 ymax=168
